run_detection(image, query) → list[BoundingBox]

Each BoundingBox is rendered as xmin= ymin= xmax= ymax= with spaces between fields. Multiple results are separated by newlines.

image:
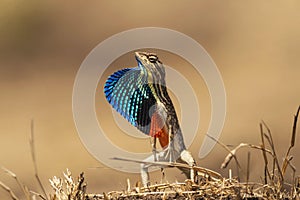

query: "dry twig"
xmin=0 ymin=180 xmax=19 ymax=200
xmin=30 ymin=119 xmax=48 ymax=200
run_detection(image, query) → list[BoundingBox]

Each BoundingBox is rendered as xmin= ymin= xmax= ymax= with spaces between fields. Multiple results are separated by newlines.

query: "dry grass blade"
xmin=0 ymin=166 xmax=30 ymax=199
xmin=30 ymin=119 xmax=48 ymax=200
xmin=284 ymin=157 xmax=297 ymax=198
xmin=30 ymin=120 xmax=37 ymax=176
xmin=260 ymin=124 xmax=268 ymax=175
xmin=292 ymin=106 xmax=300 ymax=147
xmin=221 ymin=143 xmax=273 ymax=169
xmin=246 ymin=152 xmax=250 ymax=189
xmin=0 ymin=180 xmax=19 ymax=200
xmin=30 ymin=190 xmax=47 ymax=200
xmin=205 ymin=134 xmax=241 ymax=169
xmin=286 ymin=156 xmax=296 ymax=172
xmin=262 ymin=132 xmax=277 ymax=181
xmin=260 ymin=124 xmax=268 ymax=165
xmin=205 ymin=134 xmax=242 ymax=180
xmin=126 ymin=179 xmax=131 ymax=193
xmin=282 ymin=106 xmax=300 ymax=175
xmin=262 ymin=120 xmax=284 ymax=183
xmin=112 ymin=157 xmax=223 ymax=180
xmin=260 ymin=123 xmax=272 ymax=185
xmin=221 ymin=146 xmax=239 ymax=169
xmin=282 ymin=156 xmax=294 ymax=177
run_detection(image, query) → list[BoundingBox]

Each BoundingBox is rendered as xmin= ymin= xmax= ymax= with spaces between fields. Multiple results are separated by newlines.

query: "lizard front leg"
xmin=152 ymin=136 xmax=157 ymax=162
xmin=163 ymin=124 xmax=175 ymax=163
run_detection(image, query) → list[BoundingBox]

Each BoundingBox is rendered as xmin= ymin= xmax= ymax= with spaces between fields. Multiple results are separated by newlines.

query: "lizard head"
xmin=135 ymin=51 xmax=165 ymax=79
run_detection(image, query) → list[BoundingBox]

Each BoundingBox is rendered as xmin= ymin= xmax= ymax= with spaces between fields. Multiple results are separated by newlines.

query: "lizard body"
xmin=104 ymin=52 xmax=196 ymax=186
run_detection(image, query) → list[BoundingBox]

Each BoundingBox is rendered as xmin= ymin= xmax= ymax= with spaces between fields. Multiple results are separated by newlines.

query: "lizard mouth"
xmin=134 ymin=51 xmax=142 ymax=57
xmin=135 ymin=51 xmax=147 ymax=60
xmin=134 ymin=51 xmax=144 ymax=64
xmin=135 ymin=51 xmax=159 ymax=64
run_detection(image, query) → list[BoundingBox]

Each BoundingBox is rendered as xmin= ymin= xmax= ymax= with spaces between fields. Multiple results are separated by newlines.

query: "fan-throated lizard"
xmin=104 ymin=52 xmax=196 ymax=186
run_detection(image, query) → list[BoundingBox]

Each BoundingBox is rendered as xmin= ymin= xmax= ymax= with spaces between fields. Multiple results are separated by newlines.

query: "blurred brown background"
xmin=0 ymin=0 xmax=300 ymax=199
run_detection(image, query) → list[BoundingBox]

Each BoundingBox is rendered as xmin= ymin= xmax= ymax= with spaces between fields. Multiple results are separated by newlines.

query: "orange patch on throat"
xmin=158 ymin=129 xmax=169 ymax=149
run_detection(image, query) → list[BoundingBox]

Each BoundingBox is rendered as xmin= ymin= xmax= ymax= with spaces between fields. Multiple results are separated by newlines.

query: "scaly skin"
xmin=104 ymin=52 xmax=196 ymax=187
xmin=134 ymin=52 xmax=196 ymax=186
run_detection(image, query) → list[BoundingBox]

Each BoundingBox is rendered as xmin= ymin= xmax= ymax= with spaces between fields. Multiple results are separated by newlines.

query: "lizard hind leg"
xmin=152 ymin=136 xmax=157 ymax=162
xmin=141 ymin=151 xmax=167 ymax=187
xmin=141 ymin=138 xmax=157 ymax=187
xmin=163 ymin=140 xmax=175 ymax=163
xmin=140 ymin=163 xmax=150 ymax=187
xmin=179 ymin=150 xmax=196 ymax=182
xmin=140 ymin=157 xmax=152 ymax=187
xmin=162 ymin=124 xmax=175 ymax=163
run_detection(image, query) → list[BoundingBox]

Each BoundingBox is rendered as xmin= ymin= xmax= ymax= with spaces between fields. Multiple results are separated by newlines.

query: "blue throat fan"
xmin=106 ymin=75 xmax=170 ymax=148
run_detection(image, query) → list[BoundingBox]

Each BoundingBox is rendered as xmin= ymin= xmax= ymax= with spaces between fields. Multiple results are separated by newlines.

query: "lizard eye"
xmin=148 ymin=55 xmax=158 ymax=63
